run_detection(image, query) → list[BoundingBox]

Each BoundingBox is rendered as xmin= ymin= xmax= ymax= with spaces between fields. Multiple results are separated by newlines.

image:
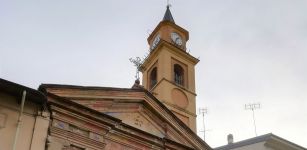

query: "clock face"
xmin=171 ymin=32 xmax=183 ymax=46
xmin=151 ymin=34 xmax=160 ymax=50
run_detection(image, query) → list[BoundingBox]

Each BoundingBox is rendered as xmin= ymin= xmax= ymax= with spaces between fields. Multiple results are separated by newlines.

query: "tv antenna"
xmin=129 ymin=57 xmax=143 ymax=80
xmin=198 ymin=107 xmax=208 ymax=140
xmin=245 ymin=103 xmax=261 ymax=136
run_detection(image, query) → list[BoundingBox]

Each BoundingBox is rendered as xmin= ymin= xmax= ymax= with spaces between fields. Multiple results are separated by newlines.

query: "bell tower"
xmin=141 ymin=6 xmax=199 ymax=132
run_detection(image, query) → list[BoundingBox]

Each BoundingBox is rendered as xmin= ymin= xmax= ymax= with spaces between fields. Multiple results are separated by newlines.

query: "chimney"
xmin=227 ymin=134 xmax=234 ymax=144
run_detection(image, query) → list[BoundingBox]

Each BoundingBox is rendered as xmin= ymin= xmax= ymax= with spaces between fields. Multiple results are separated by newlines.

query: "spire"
xmin=163 ymin=5 xmax=175 ymax=23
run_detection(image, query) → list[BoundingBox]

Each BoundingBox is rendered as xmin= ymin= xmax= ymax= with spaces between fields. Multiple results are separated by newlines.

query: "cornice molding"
xmin=150 ymin=78 xmax=196 ymax=96
xmin=141 ymin=40 xmax=199 ymax=71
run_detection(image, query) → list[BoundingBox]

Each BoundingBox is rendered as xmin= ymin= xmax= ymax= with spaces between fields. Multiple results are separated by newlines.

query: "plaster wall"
xmin=0 ymin=92 xmax=49 ymax=150
xmin=142 ymin=45 xmax=197 ymax=132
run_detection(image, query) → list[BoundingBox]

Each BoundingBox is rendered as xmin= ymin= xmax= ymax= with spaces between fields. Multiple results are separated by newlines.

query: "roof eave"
xmin=0 ymin=78 xmax=46 ymax=104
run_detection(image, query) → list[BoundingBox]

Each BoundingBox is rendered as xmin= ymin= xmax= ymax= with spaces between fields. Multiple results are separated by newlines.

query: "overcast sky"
xmin=1 ymin=0 xmax=306 ymax=148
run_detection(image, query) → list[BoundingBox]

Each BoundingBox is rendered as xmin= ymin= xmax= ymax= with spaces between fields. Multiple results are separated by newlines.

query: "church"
xmin=0 ymin=5 xmax=212 ymax=150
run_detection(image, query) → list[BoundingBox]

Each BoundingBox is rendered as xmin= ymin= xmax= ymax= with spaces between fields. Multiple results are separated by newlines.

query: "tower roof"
xmin=163 ymin=5 xmax=175 ymax=23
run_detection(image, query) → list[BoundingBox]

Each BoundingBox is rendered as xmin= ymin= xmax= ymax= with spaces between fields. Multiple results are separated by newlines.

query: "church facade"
xmin=0 ymin=6 xmax=211 ymax=150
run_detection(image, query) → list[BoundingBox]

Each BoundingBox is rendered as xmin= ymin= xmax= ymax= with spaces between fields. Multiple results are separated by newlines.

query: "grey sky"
xmin=1 ymin=0 xmax=306 ymax=148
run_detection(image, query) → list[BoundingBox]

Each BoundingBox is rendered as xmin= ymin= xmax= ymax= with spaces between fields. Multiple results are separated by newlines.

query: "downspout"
xmin=13 ymin=90 xmax=26 ymax=150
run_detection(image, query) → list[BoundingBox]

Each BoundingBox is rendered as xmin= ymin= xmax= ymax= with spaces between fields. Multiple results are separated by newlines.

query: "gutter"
xmin=13 ymin=90 xmax=26 ymax=150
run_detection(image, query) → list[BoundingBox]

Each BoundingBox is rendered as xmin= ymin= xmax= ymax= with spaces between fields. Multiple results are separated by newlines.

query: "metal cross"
xmin=129 ymin=57 xmax=143 ymax=80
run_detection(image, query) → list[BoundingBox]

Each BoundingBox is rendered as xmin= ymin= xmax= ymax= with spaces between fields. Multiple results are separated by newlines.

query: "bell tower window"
xmin=174 ymin=64 xmax=184 ymax=86
xmin=150 ymin=67 xmax=157 ymax=88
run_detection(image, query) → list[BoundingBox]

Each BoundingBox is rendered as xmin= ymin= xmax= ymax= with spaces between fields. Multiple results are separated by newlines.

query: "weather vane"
xmin=129 ymin=57 xmax=143 ymax=80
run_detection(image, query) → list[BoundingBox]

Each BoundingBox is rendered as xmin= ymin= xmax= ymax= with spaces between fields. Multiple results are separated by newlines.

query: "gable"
xmin=106 ymin=110 xmax=165 ymax=138
xmin=39 ymin=84 xmax=211 ymax=150
xmin=73 ymin=98 xmax=165 ymax=138
xmin=73 ymin=98 xmax=192 ymax=146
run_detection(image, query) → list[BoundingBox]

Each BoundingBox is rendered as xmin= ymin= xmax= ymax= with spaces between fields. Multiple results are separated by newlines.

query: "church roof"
xmin=163 ymin=5 xmax=175 ymax=23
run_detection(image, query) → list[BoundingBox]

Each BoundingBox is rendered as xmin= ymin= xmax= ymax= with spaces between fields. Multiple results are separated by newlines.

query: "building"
xmin=0 ymin=79 xmax=49 ymax=150
xmin=0 ymin=6 xmax=212 ymax=150
xmin=141 ymin=5 xmax=199 ymax=132
xmin=215 ymin=133 xmax=306 ymax=150
xmin=38 ymin=5 xmax=210 ymax=150
xmin=39 ymin=82 xmax=210 ymax=150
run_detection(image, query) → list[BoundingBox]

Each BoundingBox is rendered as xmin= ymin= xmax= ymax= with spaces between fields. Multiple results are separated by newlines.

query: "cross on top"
xmin=167 ymin=0 xmax=171 ymax=7
xmin=129 ymin=57 xmax=143 ymax=80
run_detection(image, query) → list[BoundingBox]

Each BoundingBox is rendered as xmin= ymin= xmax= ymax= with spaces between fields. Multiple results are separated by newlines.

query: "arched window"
xmin=174 ymin=64 xmax=184 ymax=86
xmin=150 ymin=67 xmax=157 ymax=88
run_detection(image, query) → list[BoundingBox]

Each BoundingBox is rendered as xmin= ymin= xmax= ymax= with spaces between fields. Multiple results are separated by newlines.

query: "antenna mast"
xmin=198 ymin=107 xmax=207 ymax=140
xmin=245 ymin=103 xmax=261 ymax=136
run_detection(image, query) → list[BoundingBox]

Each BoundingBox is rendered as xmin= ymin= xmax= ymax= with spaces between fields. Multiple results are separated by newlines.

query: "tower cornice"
xmin=147 ymin=21 xmax=189 ymax=45
xmin=141 ymin=40 xmax=199 ymax=72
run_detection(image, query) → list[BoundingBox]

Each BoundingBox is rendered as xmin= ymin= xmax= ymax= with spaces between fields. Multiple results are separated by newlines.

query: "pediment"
xmin=73 ymin=98 xmax=191 ymax=146
xmin=40 ymin=85 xmax=211 ymax=149
xmin=72 ymin=98 xmax=164 ymax=137
xmin=107 ymin=111 xmax=165 ymax=138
